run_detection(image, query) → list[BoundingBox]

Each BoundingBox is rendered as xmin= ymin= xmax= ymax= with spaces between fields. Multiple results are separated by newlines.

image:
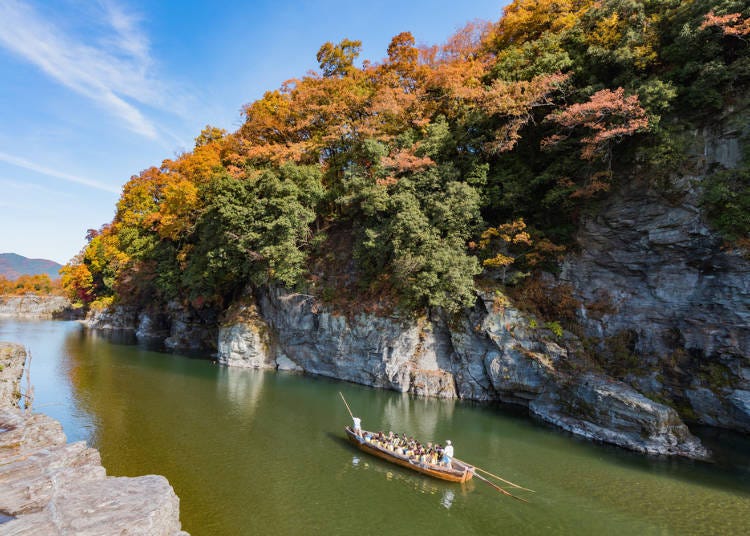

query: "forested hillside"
xmin=61 ymin=0 xmax=750 ymax=319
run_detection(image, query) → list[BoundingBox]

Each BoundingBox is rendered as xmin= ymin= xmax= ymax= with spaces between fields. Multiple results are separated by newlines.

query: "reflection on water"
xmin=380 ymin=392 xmax=455 ymax=444
xmin=441 ymin=489 xmax=455 ymax=509
xmin=346 ymin=453 xmax=471 ymax=511
xmin=217 ymin=366 xmax=265 ymax=421
xmin=2 ymin=319 xmax=750 ymax=536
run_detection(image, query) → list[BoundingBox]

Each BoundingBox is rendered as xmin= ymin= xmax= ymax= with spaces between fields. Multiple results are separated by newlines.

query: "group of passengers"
xmin=352 ymin=417 xmax=454 ymax=468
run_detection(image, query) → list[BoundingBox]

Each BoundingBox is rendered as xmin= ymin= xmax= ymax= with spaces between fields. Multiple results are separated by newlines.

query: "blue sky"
xmin=0 ymin=0 xmax=505 ymax=265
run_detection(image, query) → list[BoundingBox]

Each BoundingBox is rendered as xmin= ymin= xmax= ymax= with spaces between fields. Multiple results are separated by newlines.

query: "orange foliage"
xmin=701 ymin=10 xmax=750 ymax=37
xmin=0 ymin=274 xmax=62 ymax=296
xmin=59 ymin=260 xmax=94 ymax=303
xmin=381 ymin=149 xmax=435 ymax=173
xmin=481 ymin=72 xmax=569 ymax=153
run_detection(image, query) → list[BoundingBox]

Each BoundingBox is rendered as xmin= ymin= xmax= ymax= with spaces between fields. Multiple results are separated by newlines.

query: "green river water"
xmin=1 ymin=319 xmax=749 ymax=535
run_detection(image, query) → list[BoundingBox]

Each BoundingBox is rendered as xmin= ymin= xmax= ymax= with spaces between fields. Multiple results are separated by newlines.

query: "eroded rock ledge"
xmin=0 ymin=343 xmax=187 ymax=535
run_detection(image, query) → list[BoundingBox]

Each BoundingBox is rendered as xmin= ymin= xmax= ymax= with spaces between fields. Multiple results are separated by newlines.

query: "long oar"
xmin=457 ymin=458 xmax=535 ymax=493
xmin=474 ymin=473 xmax=528 ymax=503
xmin=339 ymin=392 xmax=354 ymax=419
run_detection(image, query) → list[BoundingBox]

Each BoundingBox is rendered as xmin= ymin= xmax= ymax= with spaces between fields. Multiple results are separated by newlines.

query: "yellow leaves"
xmin=494 ymin=0 xmax=595 ymax=46
xmin=483 ymin=253 xmax=515 ymax=268
xmin=157 ymin=179 xmax=200 ymax=241
xmin=165 ymin=143 xmax=223 ymax=185
xmin=480 ymin=218 xmax=531 ymax=249
xmin=84 ymin=227 xmax=130 ymax=274
xmin=116 ymin=167 xmax=165 ymax=227
xmin=480 ymin=218 xmax=534 ymax=276
xmin=590 ymin=12 xmax=622 ymax=49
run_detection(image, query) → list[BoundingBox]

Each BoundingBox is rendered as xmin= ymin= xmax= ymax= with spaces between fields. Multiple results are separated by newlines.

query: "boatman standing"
xmin=353 ymin=416 xmax=362 ymax=437
xmin=443 ymin=440 xmax=454 ymax=468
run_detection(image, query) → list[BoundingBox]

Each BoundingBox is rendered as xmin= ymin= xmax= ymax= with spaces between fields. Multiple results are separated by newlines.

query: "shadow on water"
xmin=80 ymin=327 xmax=214 ymax=361
xmin=429 ymin=394 xmax=750 ymax=498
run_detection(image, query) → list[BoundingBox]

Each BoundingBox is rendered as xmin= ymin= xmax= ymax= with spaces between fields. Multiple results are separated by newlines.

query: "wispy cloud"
xmin=0 ymin=0 xmax=188 ymax=139
xmin=0 ymin=177 xmax=74 ymax=197
xmin=0 ymin=151 xmax=120 ymax=193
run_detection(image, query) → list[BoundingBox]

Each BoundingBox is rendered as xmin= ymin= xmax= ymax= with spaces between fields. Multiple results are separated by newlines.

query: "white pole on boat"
xmin=339 ymin=392 xmax=354 ymax=419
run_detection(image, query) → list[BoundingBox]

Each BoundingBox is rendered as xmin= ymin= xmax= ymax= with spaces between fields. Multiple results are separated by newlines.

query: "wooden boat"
xmin=345 ymin=426 xmax=474 ymax=483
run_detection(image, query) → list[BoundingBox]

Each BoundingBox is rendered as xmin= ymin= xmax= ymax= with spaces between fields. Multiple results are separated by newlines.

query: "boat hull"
xmin=345 ymin=427 xmax=474 ymax=483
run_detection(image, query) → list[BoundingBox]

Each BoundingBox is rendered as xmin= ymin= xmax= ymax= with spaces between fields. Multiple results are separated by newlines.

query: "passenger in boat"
xmin=443 ymin=440 xmax=454 ymax=468
xmin=353 ymin=416 xmax=362 ymax=436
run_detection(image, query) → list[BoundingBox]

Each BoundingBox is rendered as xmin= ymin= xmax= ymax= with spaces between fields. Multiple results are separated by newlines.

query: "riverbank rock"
xmin=0 ymin=295 xmax=80 ymax=319
xmin=529 ymin=373 xmax=709 ymax=458
xmin=84 ymin=302 xmax=216 ymax=352
xmin=0 ymin=344 xmax=188 ymax=535
xmin=0 ymin=343 xmax=25 ymax=408
xmin=217 ymin=287 xmax=709 ymax=459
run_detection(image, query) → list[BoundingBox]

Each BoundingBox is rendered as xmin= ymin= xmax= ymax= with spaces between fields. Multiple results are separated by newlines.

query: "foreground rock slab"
xmin=0 ymin=342 xmax=187 ymax=535
xmin=0 ymin=410 xmax=188 ymax=536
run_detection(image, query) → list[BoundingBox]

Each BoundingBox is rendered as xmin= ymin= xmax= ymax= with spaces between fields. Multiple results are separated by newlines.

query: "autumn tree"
xmin=317 ymin=38 xmax=362 ymax=77
xmin=542 ymin=87 xmax=649 ymax=195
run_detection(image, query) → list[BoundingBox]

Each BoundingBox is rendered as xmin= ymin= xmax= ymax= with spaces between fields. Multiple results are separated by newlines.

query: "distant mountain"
xmin=0 ymin=253 xmax=62 ymax=280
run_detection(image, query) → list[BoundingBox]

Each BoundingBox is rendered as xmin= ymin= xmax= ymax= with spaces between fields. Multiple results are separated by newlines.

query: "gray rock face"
xmin=217 ymin=287 xmax=709 ymax=459
xmin=85 ymin=305 xmax=139 ymax=330
xmin=560 ymin=128 xmax=750 ymax=432
xmin=0 ymin=295 xmax=75 ymax=319
xmin=0 ymin=409 xmax=187 ymax=535
xmin=0 ymin=343 xmax=25 ymax=408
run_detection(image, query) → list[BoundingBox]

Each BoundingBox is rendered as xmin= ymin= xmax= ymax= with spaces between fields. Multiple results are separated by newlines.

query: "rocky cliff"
xmin=560 ymin=125 xmax=750 ymax=434
xmin=0 ymin=295 xmax=79 ymax=319
xmin=216 ymin=287 xmax=708 ymax=459
xmin=0 ymin=343 xmax=188 ymax=535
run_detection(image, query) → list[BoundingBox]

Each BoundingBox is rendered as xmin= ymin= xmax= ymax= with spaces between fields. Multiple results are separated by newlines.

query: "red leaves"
xmin=544 ymin=87 xmax=649 ymax=160
xmin=701 ymin=10 xmax=750 ymax=38
xmin=381 ymin=149 xmax=434 ymax=173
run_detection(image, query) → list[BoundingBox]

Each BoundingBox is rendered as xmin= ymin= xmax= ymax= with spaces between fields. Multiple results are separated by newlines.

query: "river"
xmin=1 ymin=319 xmax=748 ymax=535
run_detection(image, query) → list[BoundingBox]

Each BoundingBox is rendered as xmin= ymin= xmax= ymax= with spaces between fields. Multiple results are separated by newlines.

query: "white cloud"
xmin=0 ymin=0 xmax=189 ymax=139
xmin=0 ymin=151 xmax=120 ymax=193
xmin=0 ymin=177 xmax=74 ymax=197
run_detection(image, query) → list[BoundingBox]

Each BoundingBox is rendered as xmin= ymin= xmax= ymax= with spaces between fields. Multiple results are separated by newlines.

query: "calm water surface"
xmin=1 ymin=320 xmax=749 ymax=535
